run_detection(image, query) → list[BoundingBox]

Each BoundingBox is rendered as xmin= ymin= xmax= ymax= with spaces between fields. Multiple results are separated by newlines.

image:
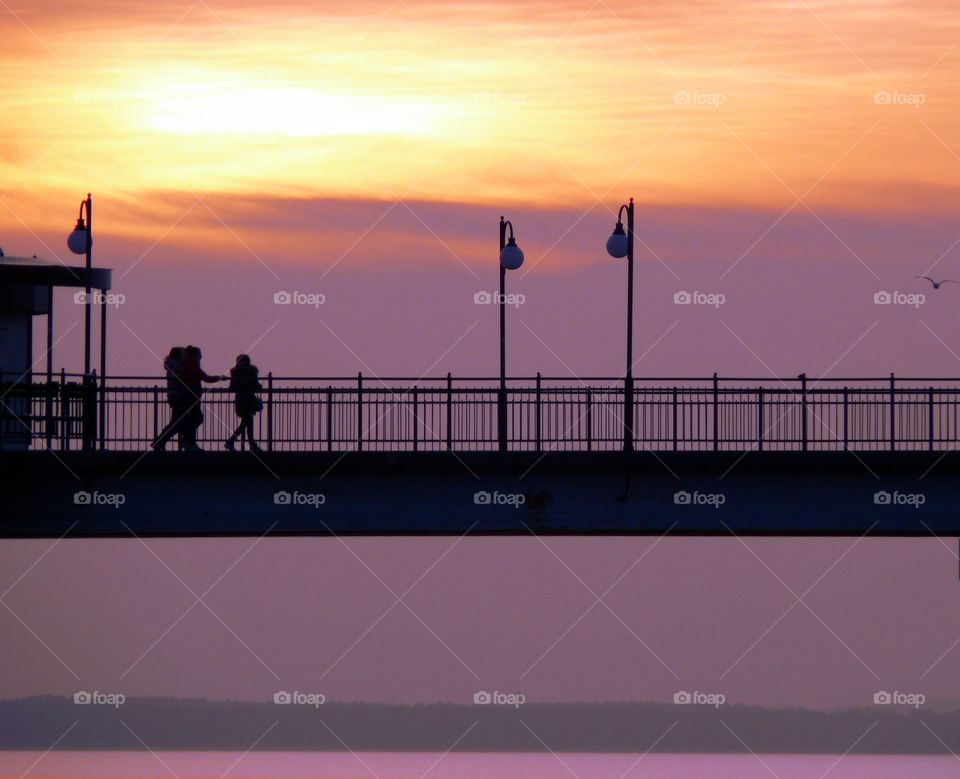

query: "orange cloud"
xmin=1 ymin=0 xmax=959 ymax=231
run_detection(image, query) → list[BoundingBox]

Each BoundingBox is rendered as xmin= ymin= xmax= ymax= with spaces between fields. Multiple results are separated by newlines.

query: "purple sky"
xmin=14 ymin=194 xmax=960 ymax=380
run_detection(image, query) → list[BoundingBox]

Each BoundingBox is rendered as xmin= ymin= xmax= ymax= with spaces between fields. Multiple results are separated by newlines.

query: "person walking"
xmin=225 ymin=354 xmax=263 ymax=453
xmin=151 ymin=346 xmax=187 ymax=451
xmin=179 ymin=345 xmax=226 ymax=452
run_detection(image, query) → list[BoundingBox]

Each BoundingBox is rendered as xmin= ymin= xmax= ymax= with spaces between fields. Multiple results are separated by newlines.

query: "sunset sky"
xmin=3 ymin=1 xmax=960 ymax=717
xmin=3 ymin=0 xmax=960 ymax=212
xmin=1 ymin=1 xmax=960 ymax=379
xmin=2 ymin=1 xmax=960 ymax=382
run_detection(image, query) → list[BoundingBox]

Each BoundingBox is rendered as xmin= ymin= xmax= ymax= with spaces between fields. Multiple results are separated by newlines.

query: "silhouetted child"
xmin=225 ymin=354 xmax=263 ymax=453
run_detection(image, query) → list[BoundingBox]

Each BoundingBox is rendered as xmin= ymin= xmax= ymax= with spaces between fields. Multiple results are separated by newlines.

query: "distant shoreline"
xmin=1 ymin=697 xmax=959 ymax=755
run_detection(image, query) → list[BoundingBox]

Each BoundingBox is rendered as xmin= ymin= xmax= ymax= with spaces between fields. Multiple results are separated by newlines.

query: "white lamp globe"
xmin=606 ymin=223 xmax=628 ymax=259
xmin=67 ymin=219 xmax=90 ymax=255
xmin=499 ymin=238 xmax=524 ymax=270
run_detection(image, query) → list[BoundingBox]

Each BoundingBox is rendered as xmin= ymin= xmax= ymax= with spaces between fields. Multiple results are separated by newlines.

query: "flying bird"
xmin=915 ymin=276 xmax=958 ymax=289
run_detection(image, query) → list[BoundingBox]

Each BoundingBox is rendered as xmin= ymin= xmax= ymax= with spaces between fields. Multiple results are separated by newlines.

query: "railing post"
xmin=586 ymin=388 xmax=593 ymax=451
xmin=82 ymin=372 xmax=97 ymax=452
xmin=672 ymin=387 xmax=678 ymax=451
xmin=843 ymin=387 xmax=849 ymax=450
xmin=497 ymin=384 xmax=508 ymax=451
xmin=152 ymin=386 xmax=160 ymax=443
xmin=535 ymin=372 xmax=542 ymax=452
xmin=928 ymin=386 xmax=935 ymax=451
xmin=266 ymin=372 xmax=274 ymax=452
xmin=326 ymin=386 xmax=333 ymax=451
xmin=59 ymin=370 xmax=68 ymax=450
xmin=757 ymin=387 xmax=764 ymax=451
xmin=44 ymin=372 xmax=54 ymax=451
xmin=98 ymin=377 xmax=107 ymax=450
xmin=357 ymin=372 xmax=363 ymax=452
xmin=889 ymin=372 xmax=895 ymax=451
xmin=446 ymin=372 xmax=453 ymax=451
xmin=712 ymin=373 xmax=719 ymax=451
xmin=98 ymin=373 xmax=107 ymax=452
xmin=799 ymin=373 xmax=808 ymax=451
xmin=623 ymin=374 xmax=634 ymax=452
xmin=412 ymin=385 xmax=419 ymax=452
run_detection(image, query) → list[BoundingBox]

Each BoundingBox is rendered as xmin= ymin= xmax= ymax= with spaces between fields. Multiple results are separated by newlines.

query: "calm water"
xmin=1 ymin=752 xmax=957 ymax=779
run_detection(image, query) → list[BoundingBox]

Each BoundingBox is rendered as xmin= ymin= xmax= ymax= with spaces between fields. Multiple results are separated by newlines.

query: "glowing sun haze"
xmin=3 ymin=0 xmax=960 ymax=218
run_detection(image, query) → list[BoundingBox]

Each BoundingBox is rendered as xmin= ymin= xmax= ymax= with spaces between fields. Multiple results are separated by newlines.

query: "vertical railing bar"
xmin=535 ymin=372 xmax=542 ymax=453
xmin=325 ymin=386 xmax=333 ymax=451
xmin=412 ymin=385 xmax=419 ymax=452
xmin=152 ymin=386 xmax=160 ymax=446
xmin=889 ymin=372 xmax=896 ymax=451
xmin=672 ymin=387 xmax=678 ymax=451
xmin=586 ymin=388 xmax=593 ymax=452
xmin=843 ymin=386 xmax=849 ymax=450
xmin=757 ymin=386 xmax=764 ymax=452
xmin=799 ymin=373 xmax=808 ymax=451
xmin=356 ymin=372 xmax=363 ymax=452
xmin=446 ymin=373 xmax=453 ymax=451
xmin=265 ymin=372 xmax=274 ymax=452
xmin=712 ymin=373 xmax=719 ymax=451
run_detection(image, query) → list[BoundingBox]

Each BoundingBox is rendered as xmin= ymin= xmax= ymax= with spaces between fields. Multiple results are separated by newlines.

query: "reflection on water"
xmin=0 ymin=751 xmax=957 ymax=779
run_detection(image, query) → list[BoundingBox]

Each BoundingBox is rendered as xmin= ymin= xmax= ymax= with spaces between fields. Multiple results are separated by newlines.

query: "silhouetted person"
xmin=225 ymin=354 xmax=263 ymax=453
xmin=179 ymin=345 xmax=226 ymax=452
xmin=151 ymin=346 xmax=188 ymax=451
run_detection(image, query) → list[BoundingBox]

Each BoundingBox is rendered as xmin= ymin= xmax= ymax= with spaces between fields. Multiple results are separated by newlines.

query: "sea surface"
xmin=1 ymin=751 xmax=958 ymax=779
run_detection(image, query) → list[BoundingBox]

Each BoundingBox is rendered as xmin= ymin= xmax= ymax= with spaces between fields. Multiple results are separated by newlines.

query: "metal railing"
xmin=3 ymin=372 xmax=960 ymax=452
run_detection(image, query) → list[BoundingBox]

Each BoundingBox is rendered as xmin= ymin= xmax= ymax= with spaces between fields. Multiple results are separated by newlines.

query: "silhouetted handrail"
xmin=8 ymin=373 xmax=960 ymax=384
xmin=3 ymin=372 xmax=960 ymax=453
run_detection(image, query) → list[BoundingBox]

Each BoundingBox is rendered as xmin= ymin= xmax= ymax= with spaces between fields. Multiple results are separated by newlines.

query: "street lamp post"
xmin=67 ymin=193 xmax=93 ymax=376
xmin=498 ymin=216 xmax=524 ymax=452
xmin=606 ymin=197 xmax=635 ymax=451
